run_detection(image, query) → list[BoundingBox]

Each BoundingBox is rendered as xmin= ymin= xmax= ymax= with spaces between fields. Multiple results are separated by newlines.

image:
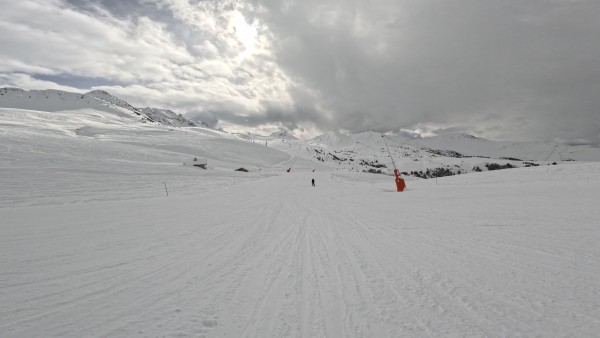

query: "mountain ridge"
xmin=2 ymin=87 xmax=600 ymax=179
xmin=0 ymin=87 xmax=208 ymax=128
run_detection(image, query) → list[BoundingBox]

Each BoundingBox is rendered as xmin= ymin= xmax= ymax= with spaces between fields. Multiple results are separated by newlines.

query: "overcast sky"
xmin=1 ymin=0 xmax=599 ymax=144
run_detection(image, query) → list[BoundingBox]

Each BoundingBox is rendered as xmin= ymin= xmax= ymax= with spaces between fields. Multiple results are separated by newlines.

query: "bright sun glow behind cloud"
xmin=230 ymin=12 xmax=257 ymax=56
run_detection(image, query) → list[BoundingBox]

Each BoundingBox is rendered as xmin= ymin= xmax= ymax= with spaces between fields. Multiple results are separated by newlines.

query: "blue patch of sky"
xmin=34 ymin=74 xmax=125 ymax=89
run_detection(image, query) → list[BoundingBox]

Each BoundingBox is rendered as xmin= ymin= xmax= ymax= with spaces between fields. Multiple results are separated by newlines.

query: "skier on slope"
xmin=312 ymin=178 xmax=315 ymax=187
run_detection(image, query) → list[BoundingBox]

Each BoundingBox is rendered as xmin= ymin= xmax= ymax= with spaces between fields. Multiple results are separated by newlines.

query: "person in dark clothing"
xmin=312 ymin=178 xmax=315 ymax=187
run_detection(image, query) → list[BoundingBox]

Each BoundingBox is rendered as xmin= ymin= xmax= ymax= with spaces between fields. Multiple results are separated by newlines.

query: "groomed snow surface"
xmin=1 ymin=108 xmax=600 ymax=337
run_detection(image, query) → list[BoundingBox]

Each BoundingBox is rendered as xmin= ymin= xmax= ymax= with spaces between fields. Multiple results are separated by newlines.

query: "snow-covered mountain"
xmin=0 ymin=87 xmax=206 ymax=127
xmin=268 ymin=128 xmax=299 ymax=140
xmin=141 ymin=107 xmax=209 ymax=128
xmin=410 ymin=132 xmax=600 ymax=162
xmin=303 ymin=130 xmax=600 ymax=178
xmin=85 ymin=90 xmax=140 ymax=114
xmin=0 ymin=87 xmax=135 ymax=118
xmin=2 ymin=86 xmax=600 ymax=181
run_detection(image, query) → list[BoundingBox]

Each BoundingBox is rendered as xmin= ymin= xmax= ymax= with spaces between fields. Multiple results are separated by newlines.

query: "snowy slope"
xmin=0 ymin=88 xmax=137 ymax=119
xmin=0 ymin=87 xmax=203 ymax=127
xmin=303 ymin=131 xmax=600 ymax=178
xmin=85 ymin=90 xmax=141 ymax=115
xmin=1 ymin=159 xmax=599 ymax=337
xmin=141 ymin=107 xmax=203 ymax=127
xmin=86 ymin=90 xmax=203 ymax=127
xmin=2 ymin=100 xmax=600 ymax=337
xmin=0 ymin=107 xmax=290 ymax=208
xmin=412 ymin=133 xmax=600 ymax=162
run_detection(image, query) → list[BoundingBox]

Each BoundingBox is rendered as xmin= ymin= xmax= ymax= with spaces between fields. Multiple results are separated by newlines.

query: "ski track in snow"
xmin=1 ymin=108 xmax=600 ymax=337
xmin=2 ymin=167 xmax=600 ymax=337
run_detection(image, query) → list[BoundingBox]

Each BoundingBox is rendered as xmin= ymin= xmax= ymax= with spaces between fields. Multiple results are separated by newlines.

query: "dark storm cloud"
xmin=242 ymin=0 xmax=600 ymax=144
xmin=202 ymin=99 xmax=330 ymax=133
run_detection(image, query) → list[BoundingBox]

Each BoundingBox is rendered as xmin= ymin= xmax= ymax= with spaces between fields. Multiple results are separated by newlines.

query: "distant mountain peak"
xmin=86 ymin=90 xmax=210 ymax=128
xmin=438 ymin=132 xmax=478 ymax=139
xmin=269 ymin=129 xmax=298 ymax=139
xmin=0 ymin=87 xmax=210 ymax=129
xmin=86 ymin=89 xmax=110 ymax=96
xmin=86 ymin=90 xmax=139 ymax=113
xmin=141 ymin=107 xmax=201 ymax=127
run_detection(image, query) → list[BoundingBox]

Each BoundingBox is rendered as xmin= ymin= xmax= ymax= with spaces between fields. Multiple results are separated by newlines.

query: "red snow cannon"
xmin=394 ymin=169 xmax=406 ymax=192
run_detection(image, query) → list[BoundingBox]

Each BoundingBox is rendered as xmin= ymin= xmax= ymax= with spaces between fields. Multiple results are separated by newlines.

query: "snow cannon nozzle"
xmin=382 ymin=133 xmax=406 ymax=192
xmin=394 ymin=169 xmax=406 ymax=192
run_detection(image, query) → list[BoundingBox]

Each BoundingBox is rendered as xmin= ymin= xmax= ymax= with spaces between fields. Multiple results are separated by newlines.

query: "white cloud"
xmin=0 ymin=73 xmax=81 ymax=92
xmin=0 ymin=0 xmax=296 ymax=133
xmin=2 ymin=0 xmax=600 ymax=144
xmin=0 ymin=0 xmax=193 ymax=82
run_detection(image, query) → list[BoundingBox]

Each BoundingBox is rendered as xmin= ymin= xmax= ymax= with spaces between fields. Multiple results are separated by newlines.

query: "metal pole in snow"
xmin=382 ymin=134 xmax=397 ymax=171
xmin=382 ymin=134 xmax=406 ymax=192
